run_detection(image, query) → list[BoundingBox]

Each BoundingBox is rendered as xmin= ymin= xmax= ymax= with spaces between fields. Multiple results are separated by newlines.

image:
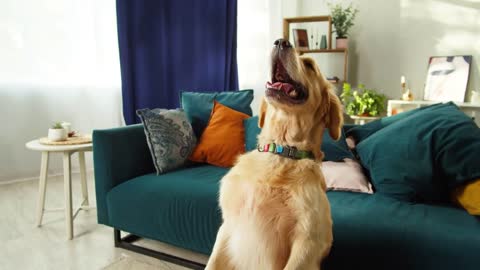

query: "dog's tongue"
xmin=266 ymin=81 xmax=295 ymax=93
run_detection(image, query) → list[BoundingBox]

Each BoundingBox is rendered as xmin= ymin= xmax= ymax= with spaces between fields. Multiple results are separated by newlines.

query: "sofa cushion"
xmin=189 ymin=101 xmax=249 ymax=167
xmin=136 ymin=108 xmax=196 ymax=174
xmin=356 ymin=102 xmax=480 ymax=202
xmin=322 ymin=159 xmax=373 ymax=194
xmin=321 ymin=128 xmax=355 ymax=161
xmin=106 ymin=165 xmax=229 ymax=254
xmin=324 ymin=192 xmax=480 ymax=270
xmin=243 ymin=116 xmax=261 ymax=152
xmin=180 ymin=90 xmax=254 ymax=138
xmin=356 ymin=103 xmax=480 ymax=202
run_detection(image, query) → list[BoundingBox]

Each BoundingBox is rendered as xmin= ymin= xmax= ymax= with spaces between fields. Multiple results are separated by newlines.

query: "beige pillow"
xmin=321 ymin=158 xmax=373 ymax=194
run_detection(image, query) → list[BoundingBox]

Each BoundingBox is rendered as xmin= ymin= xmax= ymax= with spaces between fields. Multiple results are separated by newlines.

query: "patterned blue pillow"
xmin=136 ymin=108 xmax=196 ymax=174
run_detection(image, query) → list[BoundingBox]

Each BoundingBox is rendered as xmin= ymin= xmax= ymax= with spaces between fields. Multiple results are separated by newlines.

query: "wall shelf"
xmin=283 ymin=16 xmax=348 ymax=83
xmin=297 ymin=48 xmax=347 ymax=54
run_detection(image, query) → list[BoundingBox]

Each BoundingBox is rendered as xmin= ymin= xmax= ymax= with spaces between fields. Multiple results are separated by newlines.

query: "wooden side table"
xmin=25 ymin=140 xmax=93 ymax=240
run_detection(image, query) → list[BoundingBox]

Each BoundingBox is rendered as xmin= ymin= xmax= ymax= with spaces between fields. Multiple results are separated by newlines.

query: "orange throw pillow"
xmin=452 ymin=178 xmax=480 ymax=215
xmin=189 ymin=101 xmax=249 ymax=167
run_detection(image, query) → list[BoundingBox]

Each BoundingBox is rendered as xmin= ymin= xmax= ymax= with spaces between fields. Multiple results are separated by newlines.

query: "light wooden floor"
xmin=0 ymin=173 xmax=208 ymax=270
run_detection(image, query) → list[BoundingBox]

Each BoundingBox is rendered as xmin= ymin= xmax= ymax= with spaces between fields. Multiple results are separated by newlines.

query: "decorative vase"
xmin=402 ymin=89 xmax=414 ymax=101
xmin=48 ymin=128 xmax=67 ymax=141
xmin=336 ymin=37 xmax=348 ymax=49
xmin=320 ymin=35 xmax=327 ymax=49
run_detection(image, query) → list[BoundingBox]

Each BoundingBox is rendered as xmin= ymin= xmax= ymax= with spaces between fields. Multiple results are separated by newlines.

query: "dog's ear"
xmin=326 ymin=88 xmax=344 ymax=140
xmin=258 ymin=98 xmax=268 ymax=128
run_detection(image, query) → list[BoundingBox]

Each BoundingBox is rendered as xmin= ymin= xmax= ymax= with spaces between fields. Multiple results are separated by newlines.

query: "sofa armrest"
xmin=93 ymin=124 xmax=155 ymax=225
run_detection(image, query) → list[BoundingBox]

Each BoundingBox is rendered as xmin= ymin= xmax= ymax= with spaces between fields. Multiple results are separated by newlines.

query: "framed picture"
xmin=423 ymin=55 xmax=472 ymax=102
xmin=292 ymin=29 xmax=309 ymax=50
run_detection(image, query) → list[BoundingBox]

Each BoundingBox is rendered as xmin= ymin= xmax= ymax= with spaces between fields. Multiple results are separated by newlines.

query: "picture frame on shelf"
xmin=292 ymin=29 xmax=309 ymax=50
xmin=423 ymin=55 xmax=472 ymax=102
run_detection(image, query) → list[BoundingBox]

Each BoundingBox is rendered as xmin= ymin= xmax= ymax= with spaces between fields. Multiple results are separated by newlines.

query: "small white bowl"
xmin=48 ymin=128 xmax=67 ymax=141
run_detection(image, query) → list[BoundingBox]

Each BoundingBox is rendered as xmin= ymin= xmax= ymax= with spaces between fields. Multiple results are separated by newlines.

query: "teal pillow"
xmin=321 ymin=128 xmax=355 ymax=161
xmin=136 ymin=108 xmax=196 ymax=175
xmin=243 ymin=115 xmax=354 ymax=161
xmin=180 ymin=90 xmax=254 ymax=137
xmin=356 ymin=102 xmax=480 ymax=202
xmin=346 ymin=103 xmax=444 ymax=143
xmin=243 ymin=116 xmax=261 ymax=151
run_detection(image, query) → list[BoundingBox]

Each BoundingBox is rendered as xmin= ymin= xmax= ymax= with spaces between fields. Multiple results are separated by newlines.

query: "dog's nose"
xmin=274 ymin=38 xmax=292 ymax=49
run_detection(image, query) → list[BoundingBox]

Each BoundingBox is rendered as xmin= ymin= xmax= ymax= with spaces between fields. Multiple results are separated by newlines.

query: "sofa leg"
xmin=113 ymin=229 xmax=205 ymax=270
xmin=114 ymin=228 xmax=120 ymax=247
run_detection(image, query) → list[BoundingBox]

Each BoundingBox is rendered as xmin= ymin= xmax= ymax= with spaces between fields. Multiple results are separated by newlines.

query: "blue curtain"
xmin=116 ymin=0 xmax=239 ymax=124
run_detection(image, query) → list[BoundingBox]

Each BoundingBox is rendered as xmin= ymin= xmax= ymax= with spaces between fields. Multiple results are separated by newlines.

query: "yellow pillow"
xmin=189 ymin=101 xmax=249 ymax=167
xmin=453 ymin=179 xmax=480 ymax=215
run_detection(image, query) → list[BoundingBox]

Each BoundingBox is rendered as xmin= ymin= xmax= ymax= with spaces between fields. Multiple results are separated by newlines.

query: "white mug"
xmin=61 ymin=122 xmax=71 ymax=134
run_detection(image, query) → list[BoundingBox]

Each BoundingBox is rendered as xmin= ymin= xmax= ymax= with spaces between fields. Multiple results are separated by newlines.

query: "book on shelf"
xmin=327 ymin=76 xmax=340 ymax=84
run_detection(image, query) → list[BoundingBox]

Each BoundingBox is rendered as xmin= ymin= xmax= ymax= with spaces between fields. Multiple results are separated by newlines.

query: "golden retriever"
xmin=205 ymin=38 xmax=343 ymax=270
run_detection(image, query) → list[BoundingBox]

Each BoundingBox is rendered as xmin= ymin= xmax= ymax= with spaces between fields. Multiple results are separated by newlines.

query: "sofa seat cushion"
xmin=106 ymin=165 xmax=229 ymax=254
xmin=325 ymin=191 xmax=480 ymax=270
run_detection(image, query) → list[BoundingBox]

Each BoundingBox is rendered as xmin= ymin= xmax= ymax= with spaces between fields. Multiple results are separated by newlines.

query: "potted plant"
xmin=341 ymin=83 xmax=386 ymax=117
xmin=48 ymin=122 xmax=68 ymax=141
xmin=328 ymin=2 xmax=359 ymax=49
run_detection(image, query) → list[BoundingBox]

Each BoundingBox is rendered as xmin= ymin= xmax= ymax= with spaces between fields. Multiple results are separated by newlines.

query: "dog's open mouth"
xmin=266 ymin=60 xmax=308 ymax=104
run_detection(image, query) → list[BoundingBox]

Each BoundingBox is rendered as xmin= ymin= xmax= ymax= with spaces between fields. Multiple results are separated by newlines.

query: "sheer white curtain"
xmin=237 ymin=0 xmax=299 ymax=113
xmin=0 ymin=0 xmax=122 ymax=182
xmin=0 ymin=0 xmax=120 ymax=88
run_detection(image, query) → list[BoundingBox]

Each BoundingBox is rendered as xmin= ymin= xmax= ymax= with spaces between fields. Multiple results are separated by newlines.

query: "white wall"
xmin=0 ymin=0 xmax=122 ymax=183
xmin=0 ymin=86 xmax=122 ymax=182
xmin=6 ymin=0 xmax=479 ymax=182
xmin=298 ymin=0 xmax=480 ymax=101
xmin=238 ymin=0 xmax=301 ymax=113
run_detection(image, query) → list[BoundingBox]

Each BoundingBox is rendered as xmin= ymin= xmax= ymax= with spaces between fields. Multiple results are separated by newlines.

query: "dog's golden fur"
xmin=205 ymin=43 xmax=343 ymax=270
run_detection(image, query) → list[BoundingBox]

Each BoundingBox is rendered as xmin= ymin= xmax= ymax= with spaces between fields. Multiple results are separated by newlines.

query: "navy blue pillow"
xmin=243 ymin=116 xmax=354 ymax=161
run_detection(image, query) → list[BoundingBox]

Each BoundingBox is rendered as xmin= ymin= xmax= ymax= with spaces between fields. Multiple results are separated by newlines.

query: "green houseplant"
xmin=341 ymin=83 xmax=386 ymax=117
xmin=328 ymin=2 xmax=359 ymax=49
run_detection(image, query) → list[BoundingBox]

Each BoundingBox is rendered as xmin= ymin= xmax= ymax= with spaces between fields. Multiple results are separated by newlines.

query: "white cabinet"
xmin=387 ymin=100 xmax=480 ymax=127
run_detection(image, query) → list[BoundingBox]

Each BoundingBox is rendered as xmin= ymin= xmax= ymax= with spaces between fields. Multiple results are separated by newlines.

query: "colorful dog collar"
xmin=257 ymin=143 xmax=314 ymax=160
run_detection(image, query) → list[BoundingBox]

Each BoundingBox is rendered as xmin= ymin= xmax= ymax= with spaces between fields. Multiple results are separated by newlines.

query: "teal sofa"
xmin=93 ymin=124 xmax=480 ymax=270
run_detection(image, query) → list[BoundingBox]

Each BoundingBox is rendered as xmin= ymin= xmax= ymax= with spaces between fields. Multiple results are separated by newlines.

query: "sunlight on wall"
xmin=400 ymin=0 xmax=480 ymax=100
xmin=0 ymin=0 xmax=123 ymax=182
xmin=0 ymin=0 xmax=121 ymax=89
xmin=401 ymin=0 xmax=480 ymax=52
xmin=237 ymin=0 xmax=299 ymax=112
xmin=237 ymin=0 xmax=270 ymax=91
